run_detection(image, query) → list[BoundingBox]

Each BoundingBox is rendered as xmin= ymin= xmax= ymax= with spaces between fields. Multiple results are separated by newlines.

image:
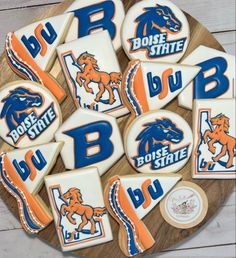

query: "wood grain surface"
xmin=0 ymin=1 xmax=235 ymax=258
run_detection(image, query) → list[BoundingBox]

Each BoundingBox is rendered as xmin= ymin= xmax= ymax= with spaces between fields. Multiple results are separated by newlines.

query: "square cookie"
xmin=57 ymin=30 xmax=128 ymax=118
xmin=45 ymin=167 xmax=113 ymax=251
xmin=192 ymin=99 xmax=236 ymax=179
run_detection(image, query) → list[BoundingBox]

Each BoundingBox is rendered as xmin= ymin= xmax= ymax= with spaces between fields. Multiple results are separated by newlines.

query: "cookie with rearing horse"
xmin=45 ymin=168 xmax=113 ymax=252
xmin=76 ymin=52 xmax=122 ymax=105
xmin=61 ymin=187 xmax=106 ymax=234
xmin=203 ymin=113 xmax=236 ymax=169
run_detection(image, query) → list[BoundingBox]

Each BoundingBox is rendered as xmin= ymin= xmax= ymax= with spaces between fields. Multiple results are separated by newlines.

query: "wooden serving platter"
xmin=0 ymin=1 xmax=235 ymax=257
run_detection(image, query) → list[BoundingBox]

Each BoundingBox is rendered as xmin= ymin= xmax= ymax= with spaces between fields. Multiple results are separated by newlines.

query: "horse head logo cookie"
xmin=125 ymin=110 xmax=193 ymax=173
xmin=135 ymin=4 xmax=182 ymax=38
xmin=122 ymin=0 xmax=190 ymax=62
xmin=136 ymin=118 xmax=183 ymax=156
xmin=134 ymin=118 xmax=188 ymax=170
xmin=0 ymin=87 xmax=43 ymax=132
xmin=0 ymin=81 xmax=61 ymax=148
xmin=61 ymin=187 xmax=106 ymax=235
xmin=76 ymin=52 xmax=122 ymax=105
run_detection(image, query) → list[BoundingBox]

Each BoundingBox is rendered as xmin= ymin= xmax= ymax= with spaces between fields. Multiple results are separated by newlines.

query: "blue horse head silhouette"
xmin=136 ymin=118 xmax=183 ymax=156
xmin=135 ymin=4 xmax=182 ymax=38
xmin=0 ymin=87 xmax=43 ymax=131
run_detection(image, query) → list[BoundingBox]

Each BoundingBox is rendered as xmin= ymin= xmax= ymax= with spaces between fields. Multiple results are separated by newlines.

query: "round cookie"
xmin=0 ymin=81 xmax=62 ymax=148
xmin=160 ymin=181 xmax=208 ymax=229
xmin=122 ymin=0 xmax=190 ymax=63
xmin=124 ymin=110 xmax=193 ymax=173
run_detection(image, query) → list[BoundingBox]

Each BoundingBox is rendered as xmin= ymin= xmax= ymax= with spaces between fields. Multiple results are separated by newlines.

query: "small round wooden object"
xmin=0 ymin=1 xmax=235 ymax=258
xmin=160 ymin=181 xmax=209 ymax=229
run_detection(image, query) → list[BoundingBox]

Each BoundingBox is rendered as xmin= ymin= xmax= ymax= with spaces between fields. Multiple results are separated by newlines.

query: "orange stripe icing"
xmin=105 ymin=176 xmax=155 ymax=257
xmin=121 ymin=60 xmax=139 ymax=123
xmin=133 ymin=64 xmax=149 ymax=113
xmin=3 ymin=155 xmax=52 ymax=227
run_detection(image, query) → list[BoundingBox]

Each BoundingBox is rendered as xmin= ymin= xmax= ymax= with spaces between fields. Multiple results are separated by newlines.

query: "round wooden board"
xmin=0 ymin=1 xmax=235 ymax=258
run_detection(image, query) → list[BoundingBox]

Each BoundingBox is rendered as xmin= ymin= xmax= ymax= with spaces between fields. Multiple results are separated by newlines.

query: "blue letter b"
xmin=194 ymin=57 xmax=229 ymax=99
xmin=73 ymin=1 xmax=116 ymax=40
xmin=64 ymin=121 xmax=114 ymax=168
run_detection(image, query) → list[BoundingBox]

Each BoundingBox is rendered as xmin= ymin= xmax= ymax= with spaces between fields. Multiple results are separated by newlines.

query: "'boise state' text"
xmin=130 ymin=33 xmax=186 ymax=58
xmin=8 ymin=103 xmax=57 ymax=144
xmin=134 ymin=144 xmax=189 ymax=169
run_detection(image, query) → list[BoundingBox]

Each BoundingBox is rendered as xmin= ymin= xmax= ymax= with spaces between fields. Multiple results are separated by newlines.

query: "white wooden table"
xmin=0 ymin=1 xmax=235 ymax=257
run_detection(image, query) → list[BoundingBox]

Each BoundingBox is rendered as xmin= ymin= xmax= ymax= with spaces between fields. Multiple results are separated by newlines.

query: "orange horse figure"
xmin=76 ymin=52 xmax=122 ymax=105
xmin=60 ymin=188 xmax=106 ymax=234
xmin=203 ymin=113 xmax=236 ymax=168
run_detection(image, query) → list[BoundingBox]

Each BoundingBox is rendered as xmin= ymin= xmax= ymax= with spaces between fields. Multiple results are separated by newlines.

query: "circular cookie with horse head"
xmin=122 ymin=0 xmax=190 ymax=63
xmin=0 ymin=81 xmax=62 ymax=148
xmin=124 ymin=110 xmax=193 ymax=173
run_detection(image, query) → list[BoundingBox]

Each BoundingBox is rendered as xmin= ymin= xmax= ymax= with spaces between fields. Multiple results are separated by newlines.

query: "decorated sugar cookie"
xmin=5 ymin=13 xmax=74 ymax=102
xmin=192 ymin=99 xmax=236 ymax=179
xmin=117 ymin=173 xmax=182 ymax=219
xmin=122 ymin=0 xmax=190 ymax=62
xmin=57 ymin=30 xmax=128 ymax=118
xmin=55 ymin=108 xmax=124 ymax=175
xmin=122 ymin=59 xmax=200 ymax=121
xmin=45 ymin=167 xmax=113 ymax=252
xmin=0 ymin=81 xmax=62 ymax=148
xmin=65 ymin=0 xmax=125 ymax=50
xmin=0 ymin=142 xmax=63 ymax=233
xmin=104 ymin=175 xmax=155 ymax=257
xmin=124 ymin=110 xmax=193 ymax=173
xmin=160 ymin=181 xmax=208 ymax=229
xmin=178 ymin=45 xmax=236 ymax=110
